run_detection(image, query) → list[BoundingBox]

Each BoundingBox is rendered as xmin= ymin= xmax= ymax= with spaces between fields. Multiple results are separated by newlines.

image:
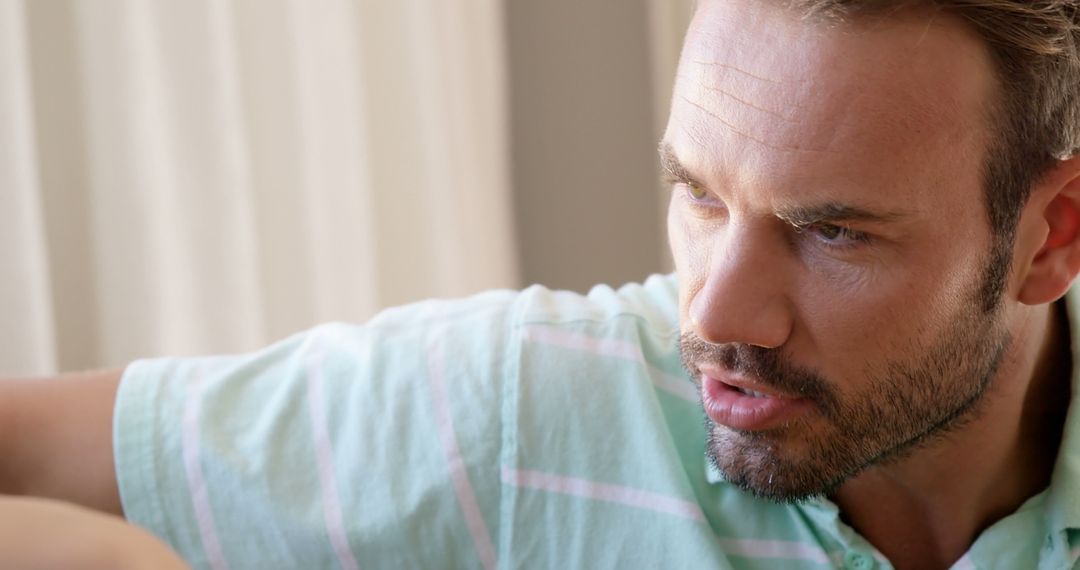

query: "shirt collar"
xmin=1045 ymin=287 xmax=1080 ymax=532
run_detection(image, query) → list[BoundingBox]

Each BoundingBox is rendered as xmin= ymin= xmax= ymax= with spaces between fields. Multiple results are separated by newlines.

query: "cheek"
xmin=795 ymin=256 xmax=978 ymax=375
xmin=668 ymin=196 xmax=714 ymax=322
xmin=668 ymin=196 xmax=696 ymax=314
xmin=799 ymin=287 xmax=904 ymax=365
xmin=667 ymin=194 xmax=685 ymax=272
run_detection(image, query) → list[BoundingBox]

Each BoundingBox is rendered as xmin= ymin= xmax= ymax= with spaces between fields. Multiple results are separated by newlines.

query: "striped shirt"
xmin=115 ymin=274 xmax=1080 ymax=569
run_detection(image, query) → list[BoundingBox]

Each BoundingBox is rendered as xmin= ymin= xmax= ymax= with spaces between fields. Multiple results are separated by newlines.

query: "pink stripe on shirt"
xmin=502 ymin=466 xmax=706 ymax=522
xmin=305 ymin=351 xmax=362 ymax=570
xmin=429 ymin=341 xmax=499 ymax=570
xmin=716 ymin=538 xmax=831 ymax=564
xmin=181 ymin=367 xmax=231 ymax=570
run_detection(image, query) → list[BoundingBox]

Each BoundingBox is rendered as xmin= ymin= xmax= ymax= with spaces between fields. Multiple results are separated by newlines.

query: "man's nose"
xmin=687 ymin=227 xmax=794 ymax=349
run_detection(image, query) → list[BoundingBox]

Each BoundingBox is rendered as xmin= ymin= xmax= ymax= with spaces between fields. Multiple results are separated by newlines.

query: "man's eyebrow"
xmin=776 ymin=202 xmax=910 ymax=227
xmin=657 ymin=142 xmax=703 ymax=186
xmin=658 ymin=142 xmax=910 ymax=225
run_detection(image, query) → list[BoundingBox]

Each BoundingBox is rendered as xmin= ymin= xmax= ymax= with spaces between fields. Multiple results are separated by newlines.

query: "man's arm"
xmin=0 ymin=369 xmax=124 ymax=516
xmin=0 ymin=495 xmax=189 ymax=569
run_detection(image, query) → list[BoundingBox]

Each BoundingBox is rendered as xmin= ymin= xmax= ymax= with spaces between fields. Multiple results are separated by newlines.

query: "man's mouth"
xmin=732 ymin=386 xmax=770 ymax=398
xmin=698 ymin=367 xmax=812 ymax=431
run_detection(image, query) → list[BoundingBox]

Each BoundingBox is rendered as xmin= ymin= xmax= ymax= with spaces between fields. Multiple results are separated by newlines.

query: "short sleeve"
xmin=114 ymin=290 xmax=521 ymax=569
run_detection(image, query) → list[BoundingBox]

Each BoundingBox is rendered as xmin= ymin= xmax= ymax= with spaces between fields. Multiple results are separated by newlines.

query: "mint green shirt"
xmin=114 ymin=274 xmax=1080 ymax=569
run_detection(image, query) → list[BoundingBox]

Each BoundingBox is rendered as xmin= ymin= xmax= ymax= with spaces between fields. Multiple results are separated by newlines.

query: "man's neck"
xmin=831 ymin=301 xmax=1073 ymax=570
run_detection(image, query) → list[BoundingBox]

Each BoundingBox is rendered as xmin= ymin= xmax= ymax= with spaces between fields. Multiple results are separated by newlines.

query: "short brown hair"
xmin=783 ymin=0 xmax=1080 ymax=310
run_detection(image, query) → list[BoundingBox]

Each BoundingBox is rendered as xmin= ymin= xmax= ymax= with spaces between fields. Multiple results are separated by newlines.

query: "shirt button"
xmin=843 ymin=550 xmax=875 ymax=570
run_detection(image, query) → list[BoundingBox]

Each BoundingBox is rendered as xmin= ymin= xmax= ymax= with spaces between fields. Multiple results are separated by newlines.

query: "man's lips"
xmin=698 ymin=367 xmax=812 ymax=431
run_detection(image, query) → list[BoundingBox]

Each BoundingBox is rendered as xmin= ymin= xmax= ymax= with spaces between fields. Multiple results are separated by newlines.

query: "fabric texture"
xmin=114 ymin=274 xmax=1080 ymax=569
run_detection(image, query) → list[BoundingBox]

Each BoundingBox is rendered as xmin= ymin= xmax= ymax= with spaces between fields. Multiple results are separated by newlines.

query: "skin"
xmin=665 ymin=1 xmax=1080 ymax=568
xmin=0 ymin=371 xmax=130 ymax=564
xmin=0 ymin=371 xmax=122 ymax=514
xmin=0 ymin=495 xmax=190 ymax=569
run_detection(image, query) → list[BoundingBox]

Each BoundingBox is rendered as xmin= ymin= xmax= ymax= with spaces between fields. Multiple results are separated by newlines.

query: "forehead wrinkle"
xmin=680 ymin=2 xmax=992 ymax=159
xmin=673 ymin=65 xmax=825 ymax=154
xmin=676 ymin=43 xmax=841 ymax=154
xmin=677 ymin=93 xmax=790 ymax=151
xmin=677 ymin=71 xmax=798 ymax=123
xmin=689 ymin=59 xmax=787 ymax=86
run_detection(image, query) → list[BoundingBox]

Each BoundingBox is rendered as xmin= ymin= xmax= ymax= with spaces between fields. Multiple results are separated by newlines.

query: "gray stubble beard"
xmin=683 ymin=306 xmax=1010 ymax=503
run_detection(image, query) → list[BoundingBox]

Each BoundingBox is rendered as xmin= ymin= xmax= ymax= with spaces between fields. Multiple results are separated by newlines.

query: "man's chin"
xmin=706 ymin=422 xmax=846 ymax=504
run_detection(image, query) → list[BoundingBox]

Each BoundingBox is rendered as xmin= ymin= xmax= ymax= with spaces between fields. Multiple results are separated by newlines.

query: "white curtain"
xmin=0 ymin=0 xmax=517 ymax=375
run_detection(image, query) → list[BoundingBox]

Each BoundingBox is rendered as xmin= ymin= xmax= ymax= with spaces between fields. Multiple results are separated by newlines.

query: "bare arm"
xmin=0 ymin=495 xmax=189 ymax=569
xmin=0 ymin=369 xmax=124 ymax=516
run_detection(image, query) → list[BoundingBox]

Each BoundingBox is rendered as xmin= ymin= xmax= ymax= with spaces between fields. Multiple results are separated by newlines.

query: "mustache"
xmin=678 ymin=332 xmax=839 ymax=413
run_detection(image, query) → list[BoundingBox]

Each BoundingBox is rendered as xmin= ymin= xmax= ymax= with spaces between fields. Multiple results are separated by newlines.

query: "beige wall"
xmin=506 ymin=0 xmax=692 ymax=292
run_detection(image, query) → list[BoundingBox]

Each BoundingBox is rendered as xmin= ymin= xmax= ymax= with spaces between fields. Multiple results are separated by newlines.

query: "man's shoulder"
xmin=516 ymin=273 xmax=680 ymax=331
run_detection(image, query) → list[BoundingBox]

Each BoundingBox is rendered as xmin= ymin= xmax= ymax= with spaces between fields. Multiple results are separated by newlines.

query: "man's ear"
xmin=1017 ymin=155 xmax=1080 ymax=306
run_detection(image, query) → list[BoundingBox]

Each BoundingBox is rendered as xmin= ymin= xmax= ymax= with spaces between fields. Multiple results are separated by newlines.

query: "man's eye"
xmin=809 ymin=223 xmax=870 ymax=247
xmin=686 ymin=183 xmax=708 ymax=201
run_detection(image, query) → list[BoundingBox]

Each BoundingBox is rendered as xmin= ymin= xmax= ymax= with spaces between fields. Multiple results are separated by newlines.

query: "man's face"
xmin=665 ymin=0 xmax=1012 ymax=501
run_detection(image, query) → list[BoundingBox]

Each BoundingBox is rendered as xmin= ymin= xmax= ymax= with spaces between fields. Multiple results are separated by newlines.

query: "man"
xmin=0 ymin=495 xmax=190 ymax=569
xmin=3 ymin=0 xmax=1080 ymax=568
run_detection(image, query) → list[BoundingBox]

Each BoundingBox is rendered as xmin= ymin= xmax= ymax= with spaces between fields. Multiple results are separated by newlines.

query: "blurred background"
xmin=1 ymin=0 xmax=694 ymax=374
